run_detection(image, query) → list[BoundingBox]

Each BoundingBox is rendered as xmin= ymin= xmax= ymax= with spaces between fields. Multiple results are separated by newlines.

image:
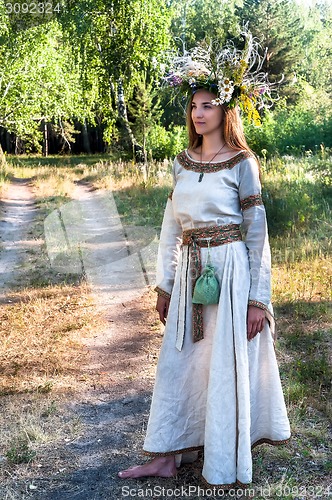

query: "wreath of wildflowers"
xmin=164 ymin=26 xmax=279 ymax=126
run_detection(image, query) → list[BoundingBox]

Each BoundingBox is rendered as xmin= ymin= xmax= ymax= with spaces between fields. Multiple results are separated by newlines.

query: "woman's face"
xmin=191 ymin=89 xmax=224 ymax=137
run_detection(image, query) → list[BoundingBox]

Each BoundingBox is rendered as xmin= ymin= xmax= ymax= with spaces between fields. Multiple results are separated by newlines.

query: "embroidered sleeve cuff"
xmin=155 ymin=286 xmax=171 ymax=299
xmin=248 ymin=299 xmax=269 ymax=312
xmin=249 ymin=300 xmax=276 ymax=341
xmin=240 ymin=194 xmax=263 ymax=211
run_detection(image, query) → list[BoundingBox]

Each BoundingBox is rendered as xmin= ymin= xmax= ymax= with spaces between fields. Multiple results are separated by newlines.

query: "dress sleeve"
xmin=239 ymin=157 xmax=271 ymax=312
xmin=154 ymin=161 xmax=183 ymax=299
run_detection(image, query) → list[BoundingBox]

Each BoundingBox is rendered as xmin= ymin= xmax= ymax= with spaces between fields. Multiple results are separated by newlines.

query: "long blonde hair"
xmin=186 ymin=93 xmax=256 ymax=157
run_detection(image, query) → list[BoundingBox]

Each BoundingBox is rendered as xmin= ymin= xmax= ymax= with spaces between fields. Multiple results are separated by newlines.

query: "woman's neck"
xmin=200 ymin=132 xmax=225 ymax=155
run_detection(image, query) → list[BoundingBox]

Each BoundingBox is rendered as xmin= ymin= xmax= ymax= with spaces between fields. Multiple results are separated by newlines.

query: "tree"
xmin=0 ymin=18 xmax=85 ymax=153
xmin=129 ymin=76 xmax=162 ymax=166
xmin=236 ymin=0 xmax=306 ymax=102
xmin=300 ymin=1 xmax=332 ymax=96
xmin=59 ymin=0 xmax=173 ymax=157
xmin=169 ymin=0 xmax=242 ymax=50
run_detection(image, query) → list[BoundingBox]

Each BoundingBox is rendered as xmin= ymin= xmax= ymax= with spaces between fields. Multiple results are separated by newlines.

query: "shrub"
xmin=147 ymin=125 xmax=187 ymax=160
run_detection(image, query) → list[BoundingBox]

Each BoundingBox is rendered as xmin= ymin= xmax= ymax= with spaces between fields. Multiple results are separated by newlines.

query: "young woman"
xmin=118 ymin=35 xmax=291 ymax=487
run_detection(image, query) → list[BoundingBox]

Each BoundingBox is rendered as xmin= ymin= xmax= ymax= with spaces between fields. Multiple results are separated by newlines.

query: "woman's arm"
xmin=154 ymin=161 xmax=182 ymax=318
xmin=239 ymin=157 xmax=272 ymax=340
xmin=155 ymin=196 xmax=183 ymax=299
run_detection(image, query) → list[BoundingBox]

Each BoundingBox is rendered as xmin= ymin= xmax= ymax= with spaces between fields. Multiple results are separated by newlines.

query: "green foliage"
xmin=129 ymin=78 xmax=162 ymax=160
xmin=0 ymin=20 xmax=85 ymax=144
xmin=300 ymin=1 xmax=332 ymax=96
xmin=237 ymin=0 xmax=306 ymax=102
xmin=146 ymin=125 xmax=187 ymax=160
xmin=5 ymin=434 xmax=37 ymax=464
xmin=245 ymin=82 xmax=332 ymax=156
xmin=170 ymin=0 xmax=241 ymax=49
xmin=59 ymin=0 xmax=173 ymax=144
xmin=0 ymin=0 xmax=331 ymax=155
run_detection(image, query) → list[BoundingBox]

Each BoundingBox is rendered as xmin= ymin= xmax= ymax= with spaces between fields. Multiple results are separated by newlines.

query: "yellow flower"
xmin=239 ymin=94 xmax=262 ymax=126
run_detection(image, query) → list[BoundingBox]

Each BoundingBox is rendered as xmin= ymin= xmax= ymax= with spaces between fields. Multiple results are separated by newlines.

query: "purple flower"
xmin=166 ymin=73 xmax=183 ymax=87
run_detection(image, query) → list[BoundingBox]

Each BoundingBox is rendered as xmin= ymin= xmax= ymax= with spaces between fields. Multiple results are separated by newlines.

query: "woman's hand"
xmin=156 ymin=295 xmax=170 ymax=325
xmin=247 ymin=305 xmax=266 ymax=341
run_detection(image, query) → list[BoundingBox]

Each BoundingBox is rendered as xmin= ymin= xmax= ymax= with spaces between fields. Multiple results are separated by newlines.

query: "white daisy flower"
xmin=223 ymin=91 xmax=234 ymax=103
xmin=219 ymin=77 xmax=234 ymax=88
xmin=211 ymin=97 xmax=224 ymax=106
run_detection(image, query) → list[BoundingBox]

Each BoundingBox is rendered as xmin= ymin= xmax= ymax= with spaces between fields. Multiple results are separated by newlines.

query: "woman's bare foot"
xmin=118 ymin=456 xmax=177 ymax=479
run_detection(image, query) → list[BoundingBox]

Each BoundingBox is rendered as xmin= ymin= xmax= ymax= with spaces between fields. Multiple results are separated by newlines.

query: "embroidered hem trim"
xmin=143 ymin=437 xmax=290 ymax=458
xmin=240 ymin=193 xmax=263 ymax=211
xmin=143 ymin=445 xmax=203 ymax=457
xmin=177 ymin=150 xmax=253 ymax=173
xmin=182 ymin=224 xmax=242 ymax=345
xmin=155 ymin=286 xmax=171 ymax=300
xmin=201 ymin=476 xmax=249 ymax=490
xmin=143 ymin=436 xmax=291 ymax=487
xmin=248 ymin=299 xmax=269 ymax=312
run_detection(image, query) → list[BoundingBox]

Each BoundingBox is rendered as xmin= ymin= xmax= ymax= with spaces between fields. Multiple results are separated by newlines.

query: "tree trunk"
xmin=5 ymin=130 xmax=11 ymax=153
xmin=0 ymin=142 xmax=7 ymax=171
xmin=15 ymin=136 xmax=23 ymax=155
xmin=42 ymin=119 xmax=48 ymax=157
xmin=117 ymin=79 xmax=143 ymax=161
xmin=82 ymin=118 xmax=91 ymax=154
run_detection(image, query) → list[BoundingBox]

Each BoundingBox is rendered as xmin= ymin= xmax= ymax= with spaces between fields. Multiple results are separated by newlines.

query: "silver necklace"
xmin=198 ymin=142 xmax=227 ymax=182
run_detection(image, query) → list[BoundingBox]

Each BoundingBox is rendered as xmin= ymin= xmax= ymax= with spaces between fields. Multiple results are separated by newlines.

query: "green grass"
xmin=262 ymin=156 xmax=331 ymax=261
xmin=5 ymin=434 xmax=37 ymax=465
xmin=6 ymin=152 xmax=121 ymax=169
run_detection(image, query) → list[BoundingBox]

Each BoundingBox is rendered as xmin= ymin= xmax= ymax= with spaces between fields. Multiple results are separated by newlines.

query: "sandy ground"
xmin=0 ymin=178 xmax=40 ymax=298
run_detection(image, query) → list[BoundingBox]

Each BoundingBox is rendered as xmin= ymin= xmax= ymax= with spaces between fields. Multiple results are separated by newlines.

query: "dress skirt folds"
xmin=143 ymin=150 xmax=291 ymax=487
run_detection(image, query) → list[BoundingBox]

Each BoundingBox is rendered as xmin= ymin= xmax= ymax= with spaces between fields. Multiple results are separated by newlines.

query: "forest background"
xmin=0 ymin=0 xmax=331 ymax=159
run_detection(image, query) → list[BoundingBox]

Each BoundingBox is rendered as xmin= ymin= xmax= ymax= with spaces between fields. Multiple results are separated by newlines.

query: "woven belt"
xmin=177 ymin=224 xmax=242 ymax=350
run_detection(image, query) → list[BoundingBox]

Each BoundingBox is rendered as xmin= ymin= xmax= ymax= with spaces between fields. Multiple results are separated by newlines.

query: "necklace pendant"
xmin=198 ymin=172 xmax=204 ymax=182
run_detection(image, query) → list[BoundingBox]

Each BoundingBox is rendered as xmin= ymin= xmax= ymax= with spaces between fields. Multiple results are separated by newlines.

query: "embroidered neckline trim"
xmin=177 ymin=150 xmax=253 ymax=173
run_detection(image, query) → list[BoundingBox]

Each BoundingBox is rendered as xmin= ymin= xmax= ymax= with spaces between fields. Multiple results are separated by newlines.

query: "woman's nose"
xmin=193 ymin=107 xmax=203 ymax=118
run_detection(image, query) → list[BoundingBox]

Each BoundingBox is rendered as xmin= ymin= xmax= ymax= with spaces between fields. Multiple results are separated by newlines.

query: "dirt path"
xmin=41 ymin=183 xmax=165 ymax=499
xmin=0 ymin=178 xmax=39 ymax=297
xmin=0 ymin=180 xmax=204 ymax=499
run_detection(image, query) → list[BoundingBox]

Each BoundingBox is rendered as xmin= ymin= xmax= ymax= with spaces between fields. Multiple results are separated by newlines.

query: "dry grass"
xmin=0 ymin=162 xmax=109 ymax=493
xmin=0 ymin=283 xmax=108 ymax=396
xmin=272 ymin=256 xmax=332 ymax=304
xmin=0 ymin=283 xmax=109 ymax=496
xmin=33 ymin=171 xmax=76 ymax=199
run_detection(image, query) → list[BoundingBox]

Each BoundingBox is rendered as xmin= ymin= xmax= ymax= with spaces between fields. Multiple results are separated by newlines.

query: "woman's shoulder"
xmin=238 ymin=152 xmax=260 ymax=172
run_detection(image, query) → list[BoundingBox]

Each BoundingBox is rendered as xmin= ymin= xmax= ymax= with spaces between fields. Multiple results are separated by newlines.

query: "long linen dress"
xmin=143 ymin=149 xmax=291 ymax=487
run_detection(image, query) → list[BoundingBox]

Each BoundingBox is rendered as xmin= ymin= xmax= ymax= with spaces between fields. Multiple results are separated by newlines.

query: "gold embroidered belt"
xmin=176 ymin=224 xmax=242 ymax=351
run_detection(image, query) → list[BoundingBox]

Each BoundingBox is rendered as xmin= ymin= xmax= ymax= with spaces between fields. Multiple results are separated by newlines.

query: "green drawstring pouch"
xmin=192 ymin=242 xmax=220 ymax=305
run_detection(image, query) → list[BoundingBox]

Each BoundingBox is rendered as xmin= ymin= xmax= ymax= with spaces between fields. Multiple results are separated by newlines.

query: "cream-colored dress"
xmin=143 ymin=150 xmax=291 ymax=487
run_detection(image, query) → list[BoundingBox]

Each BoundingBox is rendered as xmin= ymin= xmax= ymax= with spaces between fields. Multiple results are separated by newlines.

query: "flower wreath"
xmin=164 ymin=26 xmax=280 ymax=126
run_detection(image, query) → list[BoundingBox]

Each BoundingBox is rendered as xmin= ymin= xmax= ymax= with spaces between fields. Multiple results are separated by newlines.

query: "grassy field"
xmin=0 ymin=153 xmax=331 ymax=498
